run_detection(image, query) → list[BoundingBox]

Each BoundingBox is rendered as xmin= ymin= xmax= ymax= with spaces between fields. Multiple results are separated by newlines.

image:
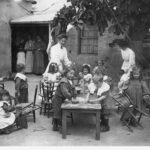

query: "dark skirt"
xmin=33 ymin=51 xmax=45 ymax=75
xmin=16 ymin=88 xmax=28 ymax=103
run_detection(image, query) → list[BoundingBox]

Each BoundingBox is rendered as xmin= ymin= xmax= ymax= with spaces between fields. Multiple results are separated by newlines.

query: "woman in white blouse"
xmin=44 ymin=34 xmax=72 ymax=74
xmin=111 ymin=39 xmax=136 ymax=74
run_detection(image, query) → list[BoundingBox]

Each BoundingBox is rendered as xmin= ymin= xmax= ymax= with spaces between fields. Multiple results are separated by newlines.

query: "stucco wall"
xmin=0 ymin=0 xmax=31 ymax=75
xmin=66 ymin=25 xmax=123 ymax=79
xmin=66 ymin=26 xmax=98 ymax=72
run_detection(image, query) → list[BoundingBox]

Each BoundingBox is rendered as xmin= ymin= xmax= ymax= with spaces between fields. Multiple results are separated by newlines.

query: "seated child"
xmin=79 ymin=64 xmax=93 ymax=94
xmin=92 ymin=60 xmax=107 ymax=78
xmin=43 ymin=63 xmax=61 ymax=90
xmin=87 ymin=75 xmax=111 ymax=132
xmin=0 ymin=91 xmax=16 ymax=134
xmin=118 ymin=70 xmax=130 ymax=94
xmin=43 ymin=63 xmax=61 ymax=82
xmin=15 ymin=63 xmax=28 ymax=104
xmin=52 ymin=69 xmax=77 ymax=131
xmin=42 ymin=63 xmax=61 ymax=101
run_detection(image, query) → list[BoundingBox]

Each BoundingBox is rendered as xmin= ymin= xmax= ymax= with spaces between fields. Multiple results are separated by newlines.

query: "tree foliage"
xmin=51 ymin=0 xmax=150 ymax=39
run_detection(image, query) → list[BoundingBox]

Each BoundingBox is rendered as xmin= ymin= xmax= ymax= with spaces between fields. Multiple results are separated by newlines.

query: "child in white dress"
xmin=79 ymin=64 xmax=94 ymax=94
xmin=43 ymin=63 xmax=61 ymax=92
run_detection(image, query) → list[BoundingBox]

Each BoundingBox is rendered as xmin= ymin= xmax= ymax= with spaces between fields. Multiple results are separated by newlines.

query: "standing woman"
xmin=16 ymin=38 xmax=26 ymax=66
xmin=33 ymin=36 xmax=46 ymax=75
xmin=112 ymin=39 xmax=136 ymax=75
xmin=44 ymin=34 xmax=72 ymax=74
xmin=24 ymin=35 xmax=35 ymax=73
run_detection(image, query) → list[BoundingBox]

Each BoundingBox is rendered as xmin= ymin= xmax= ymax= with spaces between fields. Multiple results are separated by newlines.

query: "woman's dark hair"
xmin=82 ymin=64 xmax=91 ymax=73
xmin=49 ymin=63 xmax=58 ymax=73
xmin=109 ymin=39 xmax=130 ymax=49
xmin=16 ymin=63 xmax=25 ymax=72
xmin=57 ymin=34 xmax=68 ymax=40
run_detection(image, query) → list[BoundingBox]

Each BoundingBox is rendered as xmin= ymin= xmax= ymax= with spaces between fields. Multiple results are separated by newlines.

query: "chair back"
xmin=33 ymin=85 xmax=38 ymax=106
xmin=41 ymin=81 xmax=55 ymax=102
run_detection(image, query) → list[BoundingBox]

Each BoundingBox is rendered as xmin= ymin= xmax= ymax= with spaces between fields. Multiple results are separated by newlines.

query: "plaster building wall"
xmin=0 ymin=0 xmax=31 ymax=75
xmin=66 ymin=24 xmax=123 ymax=79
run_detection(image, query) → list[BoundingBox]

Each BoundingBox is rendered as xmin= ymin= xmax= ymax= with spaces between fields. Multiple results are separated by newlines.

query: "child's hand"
xmin=79 ymin=72 xmax=83 ymax=78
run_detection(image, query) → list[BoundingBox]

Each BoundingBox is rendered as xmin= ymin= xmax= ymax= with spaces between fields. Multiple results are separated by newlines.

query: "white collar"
xmin=57 ymin=43 xmax=64 ymax=49
xmin=15 ymin=73 xmax=27 ymax=81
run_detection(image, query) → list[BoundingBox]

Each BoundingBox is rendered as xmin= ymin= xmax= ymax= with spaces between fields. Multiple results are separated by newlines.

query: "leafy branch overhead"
xmin=51 ymin=0 xmax=150 ymax=38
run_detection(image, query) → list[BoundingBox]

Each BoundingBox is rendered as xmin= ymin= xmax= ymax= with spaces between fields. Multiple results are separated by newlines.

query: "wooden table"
xmin=61 ymin=102 xmax=101 ymax=140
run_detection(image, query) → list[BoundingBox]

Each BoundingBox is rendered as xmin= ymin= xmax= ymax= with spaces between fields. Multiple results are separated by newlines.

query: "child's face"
xmin=67 ymin=70 xmax=74 ymax=80
xmin=2 ymin=96 xmax=9 ymax=102
xmin=133 ymin=71 xmax=140 ymax=79
xmin=83 ymin=68 xmax=88 ymax=75
xmin=98 ymin=61 xmax=102 ymax=67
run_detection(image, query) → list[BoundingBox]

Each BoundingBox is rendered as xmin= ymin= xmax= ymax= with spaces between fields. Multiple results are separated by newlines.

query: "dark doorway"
xmin=11 ymin=24 xmax=49 ymax=73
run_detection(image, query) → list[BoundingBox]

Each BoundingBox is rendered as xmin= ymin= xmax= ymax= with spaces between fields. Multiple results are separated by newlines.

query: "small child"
xmin=0 ymin=91 xmax=15 ymax=134
xmin=92 ymin=60 xmax=107 ymax=78
xmin=15 ymin=63 xmax=28 ymax=104
xmin=79 ymin=64 xmax=93 ymax=94
xmin=43 ymin=63 xmax=61 ymax=84
xmin=118 ymin=70 xmax=130 ymax=94
xmin=88 ymin=76 xmax=111 ymax=132
xmin=52 ymin=69 xmax=77 ymax=131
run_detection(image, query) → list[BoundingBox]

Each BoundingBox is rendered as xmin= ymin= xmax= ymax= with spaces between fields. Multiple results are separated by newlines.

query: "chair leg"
xmin=40 ymin=102 xmax=43 ymax=115
xmin=47 ymin=104 xmax=50 ymax=118
xmin=44 ymin=104 xmax=47 ymax=116
xmin=33 ymin=110 xmax=36 ymax=123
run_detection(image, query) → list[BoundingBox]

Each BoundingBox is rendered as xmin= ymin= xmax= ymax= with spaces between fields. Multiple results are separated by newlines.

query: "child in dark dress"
xmin=15 ymin=64 xmax=28 ymax=104
xmin=52 ymin=69 xmax=77 ymax=131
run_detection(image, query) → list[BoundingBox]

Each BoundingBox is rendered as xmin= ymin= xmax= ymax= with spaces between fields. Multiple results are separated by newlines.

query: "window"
xmin=79 ymin=25 xmax=98 ymax=54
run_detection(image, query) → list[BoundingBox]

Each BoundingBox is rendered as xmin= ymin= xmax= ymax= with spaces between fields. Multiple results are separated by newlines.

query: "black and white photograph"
xmin=0 ymin=0 xmax=150 ymax=147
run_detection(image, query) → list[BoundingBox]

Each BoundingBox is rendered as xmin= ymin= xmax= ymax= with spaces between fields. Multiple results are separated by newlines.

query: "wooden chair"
xmin=111 ymin=91 xmax=149 ymax=132
xmin=15 ymin=85 xmax=40 ymax=122
xmin=39 ymin=81 xmax=55 ymax=118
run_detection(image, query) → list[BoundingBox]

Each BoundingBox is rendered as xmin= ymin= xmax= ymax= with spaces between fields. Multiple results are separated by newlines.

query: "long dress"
xmin=24 ymin=40 xmax=35 ymax=73
xmin=0 ymin=101 xmax=15 ymax=130
xmin=33 ymin=41 xmax=46 ymax=75
xmin=17 ymin=51 xmax=25 ymax=65
xmin=126 ymin=79 xmax=150 ymax=110
xmin=16 ymin=42 xmax=26 ymax=65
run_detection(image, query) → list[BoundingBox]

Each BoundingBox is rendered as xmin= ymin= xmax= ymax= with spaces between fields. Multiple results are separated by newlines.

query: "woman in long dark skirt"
xmin=33 ymin=36 xmax=46 ymax=75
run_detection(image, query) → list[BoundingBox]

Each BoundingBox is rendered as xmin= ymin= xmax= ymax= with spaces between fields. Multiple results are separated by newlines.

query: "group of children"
xmin=1 ymin=58 xmax=150 ymax=135
xmin=47 ymin=60 xmax=112 ymax=132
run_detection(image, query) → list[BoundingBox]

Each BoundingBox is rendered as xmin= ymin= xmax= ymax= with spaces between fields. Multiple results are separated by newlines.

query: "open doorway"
xmin=11 ymin=24 xmax=49 ymax=73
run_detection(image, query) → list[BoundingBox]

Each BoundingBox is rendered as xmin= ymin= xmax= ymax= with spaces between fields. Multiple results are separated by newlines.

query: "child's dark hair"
xmin=16 ymin=63 xmax=25 ymax=72
xmin=62 ymin=68 xmax=74 ymax=77
xmin=1 ymin=90 xmax=10 ymax=101
xmin=49 ymin=63 xmax=58 ymax=73
xmin=82 ymin=64 xmax=91 ymax=73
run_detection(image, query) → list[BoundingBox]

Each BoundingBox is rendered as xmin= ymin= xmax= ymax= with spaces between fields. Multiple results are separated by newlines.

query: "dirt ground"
xmin=0 ymin=75 xmax=150 ymax=146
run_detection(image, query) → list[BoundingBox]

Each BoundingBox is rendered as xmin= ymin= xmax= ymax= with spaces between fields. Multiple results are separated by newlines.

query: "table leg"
xmin=62 ymin=110 xmax=67 ymax=139
xmin=96 ymin=110 xmax=100 ymax=140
